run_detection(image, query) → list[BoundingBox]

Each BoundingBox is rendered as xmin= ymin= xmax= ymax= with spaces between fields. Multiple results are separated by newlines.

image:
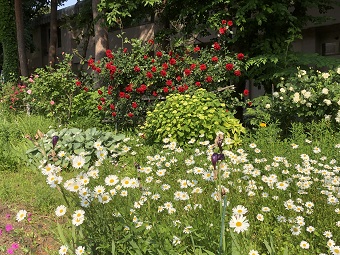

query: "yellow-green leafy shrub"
xmin=141 ymin=88 xmax=245 ymax=146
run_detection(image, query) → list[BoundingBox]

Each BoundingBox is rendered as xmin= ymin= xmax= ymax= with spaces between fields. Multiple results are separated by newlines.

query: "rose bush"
xmin=79 ymin=20 xmax=247 ymax=130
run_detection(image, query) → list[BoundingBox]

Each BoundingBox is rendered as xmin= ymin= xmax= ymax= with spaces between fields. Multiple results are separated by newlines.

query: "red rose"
xmin=163 ymin=87 xmax=169 ymax=93
xmin=132 ymin=102 xmax=138 ymax=109
xmin=151 ymin=66 xmax=157 ymax=72
xmin=125 ymin=84 xmax=133 ymax=92
xmin=219 ymin=27 xmax=226 ymax=34
xmin=88 ymin=58 xmax=94 ymax=66
xmin=169 ymin=58 xmax=176 ymax=65
xmin=212 ymin=56 xmax=218 ymax=62
xmin=184 ymin=68 xmax=191 ymax=76
xmin=190 ymin=63 xmax=196 ymax=70
xmin=160 ymin=70 xmax=167 ymax=77
xmin=96 ymin=67 xmax=101 ymax=73
xmin=225 ymin=63 xmax=234 ymax=71
xmin=213 ymin=42 xmax=221 ymax=51
xmin=195 ymin=81 xmax=201 ymax=87
xmin=75 ymin=80 xmax=81 ymax=87
xmin=119 ymin=92 xmax=125 ymax=98
xmin=98 ymin=89 xmax=103 ymax=95
xmin=134 ymin=66 xmax=141 ymax=72
xmin=83 ymin=87 xmax=89 ymax=92
xmin=237 ymin=53 xmax=245 ymax=60
xmin=200 ymin=64 xmax=207 ymax=71
xmin=112 ymin=112 xmax=117 ymax=117
xmin=127 ymin=112 xmax=134 ymax=118
xmin=176 ymin=76 xmax=182 ymax=82
xmin=227 ymin=20 xmax=233 ymax=27
xmin=146 ymin=71 xmax=153 ymax=79
xmin=156 ymin=51 xmax=163 ymax=57
xmin=143 ymin=55 xmax=148 ymax=60
xmin=123 ymin=48 xmax=128 ymax=53
xmin=125 ymin=94 xmax=130 ymax=99
xmin=234 ymin=70 xmax=241 ymax=76
xmin=106 ymin=49 xmax=113 ymax=59
xmin=152 ymin=91 xmax=158 ymax=97
xmin=140 ymin=84 xmax=147 ymax=91
xmin=166 ymin=80 xmax=173 ymax=86
xmin=148 ymin=39 xmax=154 ymax=45
xmin=97 ymin=105 xmax=103 ymax=110
xmin=162 ymin=63 xmax=168 ymax=70
xmin=205 ymin=76 xmax=213 ymax=83
xmin=110 ymin=104 xmax=115 ymax=110
xmin=243 ymin=89 xmax=249 ymax=96
xmin=221 ymin=20 xmax=227 ymax=25
xmin=194 ymin=46 xmax=200 ymax=52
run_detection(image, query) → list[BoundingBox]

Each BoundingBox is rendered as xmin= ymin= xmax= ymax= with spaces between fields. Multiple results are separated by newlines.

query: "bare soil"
xmin=0 ymin=204 xmax=60 ymax=255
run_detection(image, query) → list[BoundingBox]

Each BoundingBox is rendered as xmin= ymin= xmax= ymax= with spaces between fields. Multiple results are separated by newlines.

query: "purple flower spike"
xmin=211 ymin=153 xmax=225 ymax=170
xmin=52 ymin=136 xmax=59 ymax=148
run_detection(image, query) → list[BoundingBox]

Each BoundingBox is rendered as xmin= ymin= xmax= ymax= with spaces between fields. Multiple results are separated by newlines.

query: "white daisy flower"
xmin=55 ymin=205 xmax=67 ymax=217
xmin=16 ymin=209 xmax=27 ymax=222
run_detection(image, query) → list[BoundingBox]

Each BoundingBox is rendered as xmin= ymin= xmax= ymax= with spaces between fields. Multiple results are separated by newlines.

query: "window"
xmin=322 ymin=42 xmax=340 ymax=56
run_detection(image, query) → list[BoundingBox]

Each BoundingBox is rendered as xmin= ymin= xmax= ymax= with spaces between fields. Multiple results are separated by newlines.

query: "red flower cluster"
xmin=85 ymin=19 xmax=246 ymax=127
xmin=106 ymin=49 xmax=114 ymax=59
xmin=88 ymin=58 xmax=101 ymax=73
xmin=178 ymin=84 xmax=188 ymax=93
xmin=136 ymin=84 xmax=147 ymax=94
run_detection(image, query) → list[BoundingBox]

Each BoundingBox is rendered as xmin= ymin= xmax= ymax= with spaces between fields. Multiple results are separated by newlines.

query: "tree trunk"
xmin=92 ymin=0 xmax=108 ymax=62
xmin=48 ymin=0 xmax=58 ymax=67
xmin=14 ymin=0 xmax=28 ymax=77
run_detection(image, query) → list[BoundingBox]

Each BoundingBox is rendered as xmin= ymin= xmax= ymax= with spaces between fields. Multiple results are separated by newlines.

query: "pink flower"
xmin=6 ymin=214 xmax=11 ymax=219
xmin=11 ymin=243 xmax=19 ymax=250
xmin=26 ymin=89 xmax=32 ymax=94
xmin=7 ymin=248 xmax=14 ymax=254
xmin=50 ymin=100 xmax=55 ymax=105
xmin=5 ymin=224 xmax=13 ymax=232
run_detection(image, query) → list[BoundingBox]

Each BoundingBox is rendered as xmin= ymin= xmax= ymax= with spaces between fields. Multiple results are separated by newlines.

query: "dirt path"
xmin=0 ymin=204 xmax=60 ymax=255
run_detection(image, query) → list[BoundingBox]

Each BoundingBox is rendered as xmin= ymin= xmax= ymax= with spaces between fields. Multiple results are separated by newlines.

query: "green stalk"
xmin=219 ymin=192 xmax=227 ymax=254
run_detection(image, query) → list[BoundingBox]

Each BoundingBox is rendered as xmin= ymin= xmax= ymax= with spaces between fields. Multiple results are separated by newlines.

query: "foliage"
xmin=144 ymin=0 xmax=340 ymax=91
xmin=244 ymin=52 xmax=340 ymax=92
xmin=26 ymin=127 xmax=125 ymax=171
xmin=142 ymin=88 xmax=245 ymax=146
xmin=0 ymin=81 xmax=30 ymax=112
xmin=79 ymin=22 xmax=246 ymax=130
xmin=0 ymin=0 xmax=19 ymax=82
xmin=244 ymin=67 xmax=340 ymax=133
xmin=20 ymin=53 xmax=81 ymax=124
xmin=99 ymin=0 xmax=161 ymax=28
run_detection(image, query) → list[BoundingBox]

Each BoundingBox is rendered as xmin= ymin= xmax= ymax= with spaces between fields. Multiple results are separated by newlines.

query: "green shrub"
xmin=244 ymin=67 xmax=340 ymax=133
xmin=0 ymin=81 xmax=30 ymax=112
xmin=141 ymin=88 xmax=245 ymax=146
xmin=20 ymin=53 xmax=80 ymax=124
